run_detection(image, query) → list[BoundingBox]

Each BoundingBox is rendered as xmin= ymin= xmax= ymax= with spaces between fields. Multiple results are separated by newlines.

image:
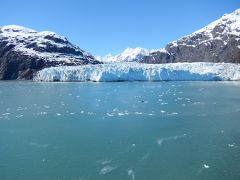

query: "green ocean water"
xmin=0 ymin=81 xmax=240 ymax=180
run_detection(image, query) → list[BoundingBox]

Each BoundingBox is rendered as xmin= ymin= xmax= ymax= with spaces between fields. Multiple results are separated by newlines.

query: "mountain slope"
xmin=0 ymin=25 xmax=99 ymax=80
xmin=141 ymin=9 xmax=240 ymax=63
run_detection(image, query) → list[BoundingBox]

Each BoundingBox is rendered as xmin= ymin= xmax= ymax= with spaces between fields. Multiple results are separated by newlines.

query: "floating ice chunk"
xmin=185 ymin=98 xmax=191 ymax=101
xmin=2 ymin=113 xmax=10 ymax=116
xmin=228 ymin=143 xmax=236 ymax=147
xmin=0 ymin=116 xmax=10 ymax=120
xmin=118 ymin=112 xmax=125 ymax=116
xmin=169 ymin=112 xmax=179 ymax=115
xmin=132 ymin=143 xmax=136 ymax=147
xmin=99 ymin=165 xmax=117 ymax=175
xmin=56 ymin=113 xmax=61 ymax=116
xmin=43 ymin=105 xmax=50 ymax=109
xmin=134 ymin=112 xmax=143 ymax=115
xmin=157 ymin=139 xmax=164 ymax=145
xmin=148 ymin=113 xmax=155 ymax=116
xmin=127 ymin=169 xmax=135 ymax=180
xmin=113 ymin=108 xmax=119 ymax=112
xmin=16 ymin=115 xmax=23 ymax=118
xmin=203 ymin=164 xmax=210 ymax=169
xmin=106 ymin=113 xmax=114 ymax=117
xmin=161 ymin=102 xmax=168 ymax=105
xmin=87 ymin=112 xmax=95 ymax=115
xmin=160 ymin=110 xmax=165 ymax=113
xmin=40 ymin=112 xmax=48 ymax=115
xmin=193 ymin=101 xmax=204 ymax=105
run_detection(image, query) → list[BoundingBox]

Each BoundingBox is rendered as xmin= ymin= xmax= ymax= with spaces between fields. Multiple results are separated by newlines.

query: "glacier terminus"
xmin=34 ymin=62 xmax=240 ymax=82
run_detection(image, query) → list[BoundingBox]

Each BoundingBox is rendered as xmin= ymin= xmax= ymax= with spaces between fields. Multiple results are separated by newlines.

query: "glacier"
xmin=34 ymin=62 xmax=240 ymax=82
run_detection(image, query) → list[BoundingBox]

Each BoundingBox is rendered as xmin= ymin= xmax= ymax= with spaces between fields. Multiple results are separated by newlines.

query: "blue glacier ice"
xmin=34 ymin=62 xmax=240 ymax=82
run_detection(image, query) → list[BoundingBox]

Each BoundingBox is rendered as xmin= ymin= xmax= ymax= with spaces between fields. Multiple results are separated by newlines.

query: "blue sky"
xmin=1 ymin=0 xmax=239 ymax=56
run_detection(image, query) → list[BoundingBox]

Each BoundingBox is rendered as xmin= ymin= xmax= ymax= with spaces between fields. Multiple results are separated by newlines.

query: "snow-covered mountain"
xmin=97 ymin=47 xmax=153 ymax=62
xmin=0 ymin=25 xmax=99 ymax=80
xmin=142 ymin=9 xmax=240 ymax=63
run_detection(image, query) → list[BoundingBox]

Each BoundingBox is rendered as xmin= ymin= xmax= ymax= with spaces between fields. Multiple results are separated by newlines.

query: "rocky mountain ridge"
xmin=0 ymin=25 xmax=99 ymax=80
xmin=141 ymin=9 xmax=240 ymax=63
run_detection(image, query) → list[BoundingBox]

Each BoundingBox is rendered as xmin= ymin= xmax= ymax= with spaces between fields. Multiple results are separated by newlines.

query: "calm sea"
xmin=0 ymin=81 xmax=240 ymax=180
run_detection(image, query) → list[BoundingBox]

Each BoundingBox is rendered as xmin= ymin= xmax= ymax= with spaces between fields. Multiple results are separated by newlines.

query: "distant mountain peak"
xmin=98 ymin=47 xmax=156 ymax=62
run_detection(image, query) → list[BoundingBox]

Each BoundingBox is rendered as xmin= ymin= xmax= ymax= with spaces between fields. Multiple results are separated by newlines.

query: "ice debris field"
xmin=34 ymin=62 xmax=240 ymax=82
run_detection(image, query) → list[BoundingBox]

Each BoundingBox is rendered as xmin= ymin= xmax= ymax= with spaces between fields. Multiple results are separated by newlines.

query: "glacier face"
xmin=34 ymin=62 xmax=240 ymax=82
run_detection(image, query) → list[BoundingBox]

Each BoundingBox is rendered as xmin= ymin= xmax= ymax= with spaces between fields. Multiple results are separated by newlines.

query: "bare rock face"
xmin=0 ymin=25 xmax=99 ymax=80
xmin=141 ymin=9 xmax=240 ymax=64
